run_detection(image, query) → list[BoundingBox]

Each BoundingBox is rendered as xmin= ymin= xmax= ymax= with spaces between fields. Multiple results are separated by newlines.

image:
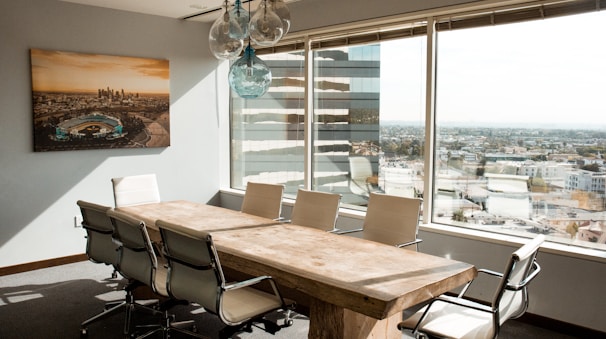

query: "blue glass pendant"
xmin=228 ymin=44 xmax=272 ymax=99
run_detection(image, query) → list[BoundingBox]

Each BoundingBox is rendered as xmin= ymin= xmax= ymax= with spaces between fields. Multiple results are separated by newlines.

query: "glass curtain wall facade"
xmin=231 ymin=51 xmax=306 ymax=197
xmin=230 ymin=3 xmax=606 ymax=252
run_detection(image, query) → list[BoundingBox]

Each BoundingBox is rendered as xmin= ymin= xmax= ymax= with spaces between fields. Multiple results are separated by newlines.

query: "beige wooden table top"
xmin=213 ymin=223 xmax=475 ymax=319
xmin=117 ymin=200 xmax=476 ymax=321
xmin=116 ymin=200 xmax=281 ymax=234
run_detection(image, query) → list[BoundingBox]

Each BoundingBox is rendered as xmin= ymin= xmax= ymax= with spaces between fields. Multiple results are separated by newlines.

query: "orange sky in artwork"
xmin=30 ymin=49 xmax=169 ymax=94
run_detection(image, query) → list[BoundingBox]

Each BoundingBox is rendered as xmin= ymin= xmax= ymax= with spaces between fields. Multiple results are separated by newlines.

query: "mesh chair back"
xmin=158 ymin=220 xmax=223 ymax=314
xmin=290 ymin=189 xmax=341 ymax=231
xmin=363 ymin=192 xmax=422 ymax=248
xmin=240 ymin=182 xmax=284 ymax=219
xmin=493 ymin=234 xmax=544 ymax=323
xmin=107 ymin=209 xmax=159 ymax=293
xmin=111 ymin=174 xmax=161 ymax=207
xmin=77 ymin=200 xmax=118 ymax=266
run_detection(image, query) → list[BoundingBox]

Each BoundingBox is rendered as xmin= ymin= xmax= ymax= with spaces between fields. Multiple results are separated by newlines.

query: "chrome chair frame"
xmin=398 ymin=234 xmax=545 ymax=339
xmin=157 ymin=220 xmax=295 ymax=339
xmin=107 ymin=209 xmax=195 ymax=338
xmin=78 ymin=201 xmax=160 ymax=338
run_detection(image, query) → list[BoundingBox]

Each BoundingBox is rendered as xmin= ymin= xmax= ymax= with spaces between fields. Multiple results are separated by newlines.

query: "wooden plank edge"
xmin=0 ymin=253 xmax=88 ymax=276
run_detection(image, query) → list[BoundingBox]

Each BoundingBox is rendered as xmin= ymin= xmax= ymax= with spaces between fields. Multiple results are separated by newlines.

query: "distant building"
xmin=577 ymin=220 xmax=606 ymax=244
xmin=565 ymin=169 xmax=606 ymax=193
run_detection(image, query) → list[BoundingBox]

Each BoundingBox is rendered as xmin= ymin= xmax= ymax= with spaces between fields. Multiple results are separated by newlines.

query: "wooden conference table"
xmin=117 ymin=200 xmax=476 ymax=339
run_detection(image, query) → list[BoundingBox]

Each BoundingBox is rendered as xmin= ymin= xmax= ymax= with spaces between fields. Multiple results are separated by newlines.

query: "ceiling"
xmin=60 ymin=0 xmax=300 ymax=23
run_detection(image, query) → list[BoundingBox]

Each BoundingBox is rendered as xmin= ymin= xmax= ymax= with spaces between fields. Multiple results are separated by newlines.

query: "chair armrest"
xmin=458 ymin=268 xmax=504 ymax=297
xmin=477 ymin=268 xmax=504 ymax=278
xmin=224 ymin=275 xmax=274 ymax=291
xmin=408 ymin=295 xmax=494 ymax=333
xmin=436 ymin=295 xmax=494 ymax=313
xmin=506 ymin=261 xmax=541 ymax=291
xmin=397 ymin=238 xmax=423 ymax=248
xmin=333 ymin=228 xmax=363 ymax=235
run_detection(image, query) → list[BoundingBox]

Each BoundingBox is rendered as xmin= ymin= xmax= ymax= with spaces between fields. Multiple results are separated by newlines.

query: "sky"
xmin=30 ymin=49 xmax=169 ymax=94
xmin=379 ymin=11 xmax=606 ymax=128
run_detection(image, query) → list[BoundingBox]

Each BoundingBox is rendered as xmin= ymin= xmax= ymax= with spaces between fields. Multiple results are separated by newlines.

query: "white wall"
xmin=0 ymin=0 xmax=225 ymax=266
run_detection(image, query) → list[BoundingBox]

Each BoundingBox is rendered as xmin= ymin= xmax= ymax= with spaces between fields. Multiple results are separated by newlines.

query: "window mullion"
xmin=304 ymin=36 xmax=313 ymax=190
xmin=423 ymin=17 xmax=438 ymax=225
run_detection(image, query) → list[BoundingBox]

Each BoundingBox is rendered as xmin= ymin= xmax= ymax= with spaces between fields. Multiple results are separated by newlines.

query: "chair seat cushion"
xmin=221 ymin=286 xmax=283 ymax=324
xmin=400 ymin=299 xmax=496 ymax=339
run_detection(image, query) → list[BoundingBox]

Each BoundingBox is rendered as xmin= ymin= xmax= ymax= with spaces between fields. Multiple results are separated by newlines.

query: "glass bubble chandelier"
xmin=270 ymin=0 xmax=291 ymax=36
xmin=208 ymin=0 xmax=244 ymax=60
xmin=228 ymin=43 xmax=272 ymax=98
xmin=249 ymin=0 xmax=283 ymax=47
xmin=208 ymin=0 xmax=291 ymax=99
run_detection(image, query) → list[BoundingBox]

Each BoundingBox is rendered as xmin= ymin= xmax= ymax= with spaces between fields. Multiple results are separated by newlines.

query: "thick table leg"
xmin=308 ymin=297 xmax=401 ymax=339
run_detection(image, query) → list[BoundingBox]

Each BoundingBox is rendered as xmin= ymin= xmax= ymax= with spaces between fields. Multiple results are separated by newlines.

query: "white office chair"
xmin=111 ymin=174 xmax=161 ymax=207
xmin=77 ymin=200 xmax=118 ymax=275
xmin=338 ymin=192 xmax=423 ymax=250
xmin=77 ymin=200 xmax=122 ymax=334
xmin=157 ymin=219 xmax=295 ymax=338
xmin=348 ymin=156 xmax=381 ymax=198
xmin=289 ymin=189 xmax=341 ymax=232
xmin=398 ymin=235 xmax=545 ymax=339
xmin=240 ymin=181 xmax=285 ymax=220
xmin=106 ymin=209 xmax=195 ymax=338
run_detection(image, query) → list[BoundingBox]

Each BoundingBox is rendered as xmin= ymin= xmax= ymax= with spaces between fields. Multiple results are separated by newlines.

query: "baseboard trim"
xmin=0 ymin=253 xmax=88 ymax=276
xmin=517 ymin=313 xmax=605 ymax=338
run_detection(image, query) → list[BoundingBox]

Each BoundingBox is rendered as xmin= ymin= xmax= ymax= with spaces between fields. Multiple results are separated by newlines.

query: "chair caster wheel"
xmin=284 ymin=319 xmax=293 ymax=327
xmin=80 ymin=328 xmax=88 ymax=338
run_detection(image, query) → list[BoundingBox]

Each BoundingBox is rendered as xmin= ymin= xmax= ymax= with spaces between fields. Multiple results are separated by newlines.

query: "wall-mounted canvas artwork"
xmin=30 ymin=49 xmax=170 ymax=152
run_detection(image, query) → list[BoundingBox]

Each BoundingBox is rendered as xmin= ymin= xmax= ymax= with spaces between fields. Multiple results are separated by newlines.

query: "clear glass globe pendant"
xmin=208 ymin=1 xmax=244 ymax=60
xmin=228 ymin=44 xmax=272 ymax=98
xmin=270 ymin=0 xmax=291 ymax=36
xmin=249 ymin=0 xmax=284 ymax=47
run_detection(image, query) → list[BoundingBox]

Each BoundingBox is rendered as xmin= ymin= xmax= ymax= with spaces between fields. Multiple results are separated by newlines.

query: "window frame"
xmin=228 ymin=0 xmax=606 ymax=259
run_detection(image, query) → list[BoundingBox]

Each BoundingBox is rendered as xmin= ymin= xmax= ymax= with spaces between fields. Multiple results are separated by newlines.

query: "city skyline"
xmin=30 ymin=49 xmax=169 ymax=94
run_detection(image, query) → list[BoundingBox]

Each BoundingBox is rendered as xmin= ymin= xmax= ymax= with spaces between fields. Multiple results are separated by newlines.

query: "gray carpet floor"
xmin=0 ymin=261 xmax=581 ymax=339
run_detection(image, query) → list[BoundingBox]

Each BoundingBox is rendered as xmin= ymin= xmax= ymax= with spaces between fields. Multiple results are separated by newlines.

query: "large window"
xmin=433 ymin=11 xmax=606 ymax=250
xmin=310 ymin=40 xmax=426 ymax=208
xmin=231 ymin=3 xmax=606 ymax=252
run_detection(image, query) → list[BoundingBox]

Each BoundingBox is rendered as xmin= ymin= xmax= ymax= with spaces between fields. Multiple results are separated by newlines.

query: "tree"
xmin=565 ymin=222 xmax=578 ymax=239
xmin=452 ymin=209 xmax=467 ymax=222
xmin=476 ymin=158 xmax=486 ymax=177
